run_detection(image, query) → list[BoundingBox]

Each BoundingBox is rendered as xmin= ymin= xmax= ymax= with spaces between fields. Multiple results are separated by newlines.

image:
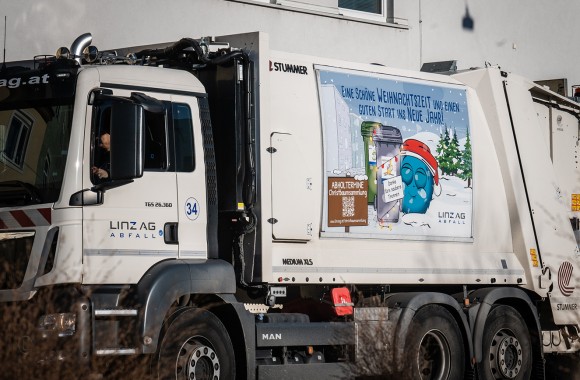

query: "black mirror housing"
xmin=109 ymin=101 xmax=145 ymax=180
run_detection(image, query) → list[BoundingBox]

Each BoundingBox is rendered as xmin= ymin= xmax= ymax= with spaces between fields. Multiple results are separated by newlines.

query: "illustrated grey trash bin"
xmin=374 ymin=125 xmax=403 ymax=224
xmin=360 ymin=121 xmax=380 ymax=206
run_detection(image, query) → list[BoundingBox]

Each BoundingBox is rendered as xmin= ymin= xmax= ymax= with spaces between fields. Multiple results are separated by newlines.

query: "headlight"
xmin=37 ymin=313 xmax=76 ymax=337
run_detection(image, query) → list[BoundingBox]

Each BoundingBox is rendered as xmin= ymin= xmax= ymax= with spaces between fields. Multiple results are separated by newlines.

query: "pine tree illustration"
xmin=436 ymin=127 xmax=451 ymax=175
xmin=459 ymin=128 xmax=473 ymax=187
xmin=447 ymin=128 xmax=461 ymax=175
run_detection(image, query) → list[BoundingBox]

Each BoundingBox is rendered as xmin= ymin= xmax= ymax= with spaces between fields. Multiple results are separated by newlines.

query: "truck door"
xmin=82 ymin=92 xmax=179 ymax=284
xmin=170 ymin=95 xmax=208 ymax=259
xmin=270 ymin=132 xmax=315 ymax=241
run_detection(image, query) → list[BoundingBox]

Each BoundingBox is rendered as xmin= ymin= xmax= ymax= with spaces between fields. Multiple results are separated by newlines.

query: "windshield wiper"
xmin=0 ymin=181 xmax=42 ymax=206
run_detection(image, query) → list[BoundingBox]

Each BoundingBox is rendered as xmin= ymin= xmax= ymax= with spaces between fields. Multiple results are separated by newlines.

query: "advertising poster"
xmin=317 ymin=66 xmax=473 ymax=240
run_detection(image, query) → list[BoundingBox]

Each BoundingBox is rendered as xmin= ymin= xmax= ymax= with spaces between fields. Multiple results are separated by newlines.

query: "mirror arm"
xmin=69 ymin=179 xmax=134 ymax=206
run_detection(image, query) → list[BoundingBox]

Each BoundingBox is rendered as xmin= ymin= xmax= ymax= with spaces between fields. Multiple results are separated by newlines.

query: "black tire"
xmin=478 ymin=305 xmax=532 ymax=380
xmin=156 ymin=307 xmax=235 ymax=380
xmin=401 ymin=304 xmax=466 ymax=380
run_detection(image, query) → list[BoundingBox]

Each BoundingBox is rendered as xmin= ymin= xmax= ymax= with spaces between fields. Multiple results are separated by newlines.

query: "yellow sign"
xmin=573 ymin=194 xmax=580 ymax=212
xmin=529 ymin=248 xmax=539 ymax=268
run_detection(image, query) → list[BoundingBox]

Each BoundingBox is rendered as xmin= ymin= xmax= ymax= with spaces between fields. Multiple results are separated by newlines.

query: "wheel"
xmin=478 ymin=305 xmax=532 ymax=380
xmin=156 ymin=307 xmax=235 ymax=380
xmin=401 ymin=304 xmax=465 ymax=380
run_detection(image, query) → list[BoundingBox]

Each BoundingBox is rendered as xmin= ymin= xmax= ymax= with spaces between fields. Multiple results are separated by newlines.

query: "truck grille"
xmin=0 ymin=232 xmax=34 ymax=289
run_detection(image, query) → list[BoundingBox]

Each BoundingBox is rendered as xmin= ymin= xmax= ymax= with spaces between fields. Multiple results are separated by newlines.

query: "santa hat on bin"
xmin=400 ymin=139 xmax=440 ymax=187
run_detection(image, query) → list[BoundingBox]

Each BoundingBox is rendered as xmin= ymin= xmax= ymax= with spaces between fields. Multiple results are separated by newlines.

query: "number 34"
xmin=185 ymin=197 xmax=200 ymax=220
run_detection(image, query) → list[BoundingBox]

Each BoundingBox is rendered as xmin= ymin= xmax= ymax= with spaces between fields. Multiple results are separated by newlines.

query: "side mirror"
xmin=109 ymin=101 xmax=144 ymax=180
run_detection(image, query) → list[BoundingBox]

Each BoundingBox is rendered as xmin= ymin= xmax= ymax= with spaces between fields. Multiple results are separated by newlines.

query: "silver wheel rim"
xmin=489 ymin=329 xmax=523 ymax=379
xmin=417 ymin=329 xmax=451 ymax=380
xmin=176 ymin=337 xmax=220 ymax=380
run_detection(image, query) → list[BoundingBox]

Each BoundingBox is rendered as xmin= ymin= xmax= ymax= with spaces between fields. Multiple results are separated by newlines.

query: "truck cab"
xmin=0 ymin=34 xmax=251 ymax=376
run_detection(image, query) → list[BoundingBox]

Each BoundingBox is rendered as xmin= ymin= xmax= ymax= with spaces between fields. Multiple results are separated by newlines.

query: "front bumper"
xmin=0 ymin=295 xmax=91 ymax=377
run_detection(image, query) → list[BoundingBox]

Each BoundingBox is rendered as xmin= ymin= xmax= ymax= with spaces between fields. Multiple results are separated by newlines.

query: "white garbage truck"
xmin=0 ymin=32 xmax=578 ymax=379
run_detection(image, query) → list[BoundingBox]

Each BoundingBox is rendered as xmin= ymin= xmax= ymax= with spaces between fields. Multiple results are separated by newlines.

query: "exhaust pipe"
xmin=70 ymin=33 xmax=92 ymax=65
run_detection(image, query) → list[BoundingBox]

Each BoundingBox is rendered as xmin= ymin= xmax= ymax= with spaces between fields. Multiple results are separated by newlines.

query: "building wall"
xmin=1 ymin=0 xmax=579 ymax=93
xmin=420 ymin=0 xmax=580 ymax=94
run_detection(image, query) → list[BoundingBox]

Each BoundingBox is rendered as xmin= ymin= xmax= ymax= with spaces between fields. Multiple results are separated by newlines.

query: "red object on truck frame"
xmin=331 ymin=287 xmax=354 ymax=316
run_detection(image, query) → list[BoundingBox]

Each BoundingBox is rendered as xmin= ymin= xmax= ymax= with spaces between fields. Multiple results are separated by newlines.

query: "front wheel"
xmin=401 ymin=304 xmax=466 ymax=380
xmin=156 ymin=307 xmax=235 ymax=380
xmin=478 ymin=305 xmax=532 ymax=380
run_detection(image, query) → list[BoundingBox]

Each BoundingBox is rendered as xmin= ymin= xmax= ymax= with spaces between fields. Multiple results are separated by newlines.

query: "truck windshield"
xmin=0 ymin=65 xmax=76 ymax=206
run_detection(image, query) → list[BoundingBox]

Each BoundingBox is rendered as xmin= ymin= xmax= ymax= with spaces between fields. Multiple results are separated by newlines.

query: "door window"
xmin=171 ymin=103 xmax=195 ymax=172
xmin=90 ymin=97 xmax=196 ymax=185
xmin=91 ymin=103 xmax=112 ymax=183
xmin=143 ymin=109 xmax=168 ymax=171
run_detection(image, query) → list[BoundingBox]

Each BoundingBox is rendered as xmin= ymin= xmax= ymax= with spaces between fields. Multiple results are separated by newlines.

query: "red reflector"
xmin=331 ymin=287 xmax=353 ymax=316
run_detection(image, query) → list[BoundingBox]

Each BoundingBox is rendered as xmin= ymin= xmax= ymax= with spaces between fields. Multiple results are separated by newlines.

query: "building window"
xmin=338 ymin=0 xmax=388 ymax=22
xmin=234 ymin=0 xmax=403 ymax=24
xmin=3 ymin=111 xmax=33 ymax=169
xmin=339 ymin=0 xmax=382 ymax=14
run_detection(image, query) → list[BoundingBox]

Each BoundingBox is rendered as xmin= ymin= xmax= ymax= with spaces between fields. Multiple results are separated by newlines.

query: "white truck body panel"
xmin=263 ymin=50 xmax=526 ymax=287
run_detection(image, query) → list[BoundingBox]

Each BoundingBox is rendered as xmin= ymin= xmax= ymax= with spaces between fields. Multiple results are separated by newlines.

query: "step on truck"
xmin=0 ymin=32 xmax=579 ymax=379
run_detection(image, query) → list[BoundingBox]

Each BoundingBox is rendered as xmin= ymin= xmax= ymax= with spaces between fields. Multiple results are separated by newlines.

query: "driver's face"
xmin=99 ymin=133 xmax=110 ymax=152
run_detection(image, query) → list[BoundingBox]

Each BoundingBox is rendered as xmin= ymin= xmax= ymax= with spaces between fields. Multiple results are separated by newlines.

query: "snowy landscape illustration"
xmin=317 ymin=67 xmax=473 ymax=240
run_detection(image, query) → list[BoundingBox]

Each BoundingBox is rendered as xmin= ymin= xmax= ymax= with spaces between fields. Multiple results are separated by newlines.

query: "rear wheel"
xmin=156 ymin=307 xmax=235 ymax=380
xmin=478 ymin=305 xmax=532 ymax=380
xmin=401 ymin=304 xmax=465 ymax=380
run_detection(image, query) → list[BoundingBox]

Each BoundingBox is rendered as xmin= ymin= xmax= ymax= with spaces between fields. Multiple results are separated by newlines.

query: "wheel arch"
xmin=469 ymin=287 xmax=543 ymax=377
xmin=384 ymin=292 xmax=474 ymax=374
xmin=136 ymin=259 xmax=236 ymax=354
